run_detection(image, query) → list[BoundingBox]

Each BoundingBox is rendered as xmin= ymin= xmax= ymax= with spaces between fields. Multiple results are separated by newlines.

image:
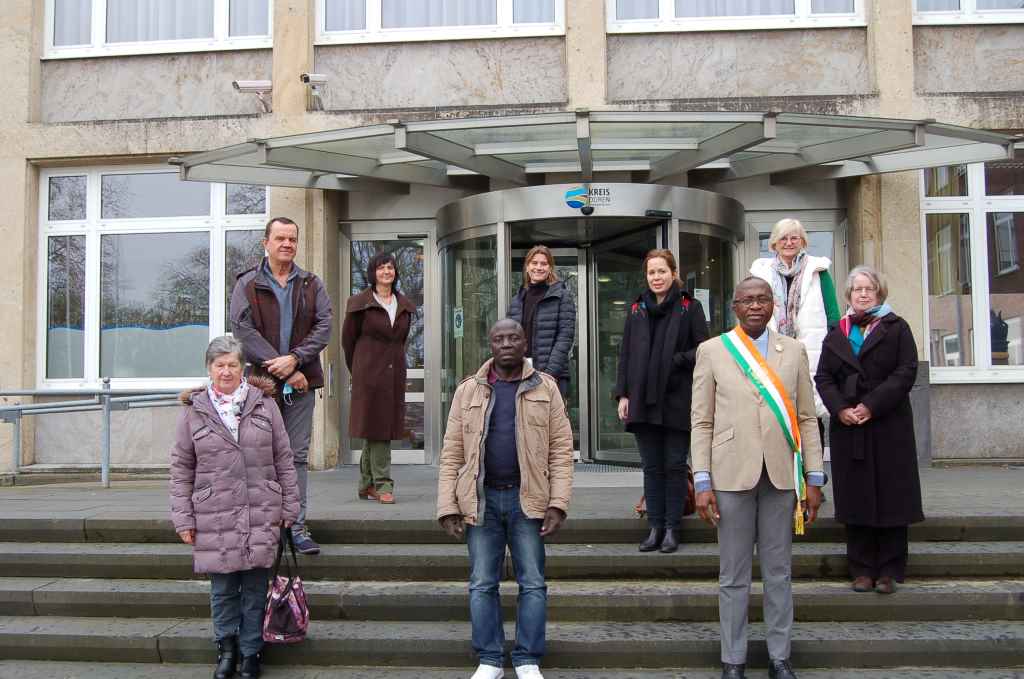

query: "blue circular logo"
xmin=565 ymin=186 xmax=589 ymax=209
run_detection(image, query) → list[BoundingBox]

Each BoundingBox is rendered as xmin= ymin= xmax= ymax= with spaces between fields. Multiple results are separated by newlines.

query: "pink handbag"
xmin=262 ymin=529 xmax=310 ymax=644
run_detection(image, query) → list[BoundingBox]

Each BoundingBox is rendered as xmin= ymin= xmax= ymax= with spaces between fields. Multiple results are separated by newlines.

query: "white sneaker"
xmin=515 ymin=665 xmax=544 ymax=679
xmin=470 ymin=664 xmax=504 ymax=679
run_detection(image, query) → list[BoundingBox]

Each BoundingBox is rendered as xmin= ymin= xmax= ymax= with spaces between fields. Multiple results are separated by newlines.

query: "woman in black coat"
xmin=814 ymin=265 xmax=924 ymax=595
xmin=614 ymin=249 xmax=709 ymax=554
xmin=507 ymin=244 xmax=576 ymax=397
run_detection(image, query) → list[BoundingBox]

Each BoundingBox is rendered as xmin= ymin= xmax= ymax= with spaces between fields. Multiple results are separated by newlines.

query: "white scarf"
xmin=207 ymin=379 xmax=249 ymax=441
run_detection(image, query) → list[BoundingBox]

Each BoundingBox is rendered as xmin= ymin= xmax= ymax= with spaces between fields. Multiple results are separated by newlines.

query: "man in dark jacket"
xmin=229 ymin=216 xmax=334 ymax=555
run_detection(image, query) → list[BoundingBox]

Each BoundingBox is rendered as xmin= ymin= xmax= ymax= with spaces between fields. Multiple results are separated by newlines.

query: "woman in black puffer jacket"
xmin=507 ymin=244 xmax=576 ymax=397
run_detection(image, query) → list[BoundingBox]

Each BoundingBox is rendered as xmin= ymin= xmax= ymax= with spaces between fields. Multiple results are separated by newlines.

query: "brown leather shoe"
xmin=378 ymin=491 xmax=395 ymax=504
xmin=875 ymin=576 xmax=896 ymax=594
xmin=852 ymin=576 xmax=874 ymax=592
xmin=358 ymin=486 xmax=378 ymax=501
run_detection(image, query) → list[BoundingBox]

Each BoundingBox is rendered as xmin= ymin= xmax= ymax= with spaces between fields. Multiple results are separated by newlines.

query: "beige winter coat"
xmin=436 ymin=359 xmax=574 ymax=525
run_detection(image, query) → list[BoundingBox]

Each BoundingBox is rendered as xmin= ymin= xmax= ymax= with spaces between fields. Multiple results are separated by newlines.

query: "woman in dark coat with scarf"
xmin=507 ymin=244 xmax=576 ymax=397
xmin=342 ymin=252 xmax=417 ymax=505
xmin=814 ymin=265 xmax=924 ymax=595
xmin=614 ymin=249 xmax=709 ymax=554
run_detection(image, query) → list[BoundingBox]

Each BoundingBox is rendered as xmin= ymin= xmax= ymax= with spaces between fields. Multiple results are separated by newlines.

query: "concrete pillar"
xmin=565 ymin=0 xmax=607 ymax=109
xmin=271 ymin=0 xmax=315 ymax=119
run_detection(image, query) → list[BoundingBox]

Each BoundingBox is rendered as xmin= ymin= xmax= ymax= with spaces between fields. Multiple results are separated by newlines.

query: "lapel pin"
xmin=775 ymin=343 xmax=783 ymax=352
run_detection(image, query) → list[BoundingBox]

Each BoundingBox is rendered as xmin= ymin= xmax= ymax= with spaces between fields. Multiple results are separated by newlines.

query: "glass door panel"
xmin=509 ymin=248 xmax=581 ymax=453
xmin=590 ymin=227 xmax=659 ymax=464
xmin=349 ymin=238 xmax=426 ymax=453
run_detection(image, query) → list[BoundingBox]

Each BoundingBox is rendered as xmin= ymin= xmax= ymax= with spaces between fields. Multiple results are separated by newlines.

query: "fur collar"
xmin=178 ymin=375 xmax=276 ymax=405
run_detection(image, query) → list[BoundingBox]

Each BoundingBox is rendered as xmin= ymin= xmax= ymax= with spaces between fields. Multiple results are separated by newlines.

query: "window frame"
xmin=315 ymin=0 xmax=566 ymax=45
xmin=37 ymin=165 xmax=269 ymax=390
xmin=43 ymin=0 xmax=273 ymax=60
xmin=605 ymin=0 xmax=866 ymax=34
xmin=913 ymin=0 xmax=1024 ymax=25
xmin=920 ymin=161 xmax=1024 ymax=384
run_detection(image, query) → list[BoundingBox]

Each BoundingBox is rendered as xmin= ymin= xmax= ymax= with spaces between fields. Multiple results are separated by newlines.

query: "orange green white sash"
xmin=719 ymin=326 xmax=807 ymax=534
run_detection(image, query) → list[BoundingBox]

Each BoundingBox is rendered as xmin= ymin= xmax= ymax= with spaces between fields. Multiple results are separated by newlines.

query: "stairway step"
xmin=2 ymin=662 xmax=1022 ymax=679
xmin=0 ymin=617 xmax=1021 ymax=668
xmin=4 ymin=577 xmax=1023 ymax=623
xmin=0 ymin=542 xmax=1020 ymax=581
xmin=3 ymin=515 xmax=1023 ymax=544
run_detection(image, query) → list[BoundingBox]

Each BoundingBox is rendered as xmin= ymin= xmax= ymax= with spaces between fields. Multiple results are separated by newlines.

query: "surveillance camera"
xmin=580 ymin=205 xmax=595 ymax=216
xmin=300 ymin=73 xmax=328 ymax=85
xmin=232 ymin=80 xmax=272 ymax=93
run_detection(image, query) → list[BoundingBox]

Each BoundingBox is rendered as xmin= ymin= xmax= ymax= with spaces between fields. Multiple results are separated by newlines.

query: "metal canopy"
xmin=170 ymin=111 xmax=1018 ymax=190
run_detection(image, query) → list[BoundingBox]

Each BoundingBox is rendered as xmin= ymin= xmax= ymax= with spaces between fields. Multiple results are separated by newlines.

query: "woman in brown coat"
xmin=170 ymin=335 xmax=300 ymax=679
xmin=342 ymin=252 xmax=417 ymax=505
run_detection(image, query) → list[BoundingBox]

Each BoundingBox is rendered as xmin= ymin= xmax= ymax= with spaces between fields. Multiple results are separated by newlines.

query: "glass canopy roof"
xmin=170 ymin=111 xmax=1019 ymax=191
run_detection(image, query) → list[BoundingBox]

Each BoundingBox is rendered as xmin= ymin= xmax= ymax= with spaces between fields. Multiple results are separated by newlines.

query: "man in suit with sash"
xmin=691 ymin=276 xmax=826 ymax=679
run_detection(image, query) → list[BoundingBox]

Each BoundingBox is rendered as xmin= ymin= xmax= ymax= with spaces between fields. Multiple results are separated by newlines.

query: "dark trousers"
xmin=633 ymin=424 xmax=690 ymax=530
xmin=845 ymin=524 xmax=909 ymax=581
xmin=210 ymin=567 xmax=270 ymax=656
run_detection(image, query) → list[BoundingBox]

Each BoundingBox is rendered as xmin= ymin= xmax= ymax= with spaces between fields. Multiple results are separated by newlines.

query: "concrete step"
xmin=3 ymin=577 xmax=1022 ymax=623
xmin=3 ymin=662 xmax=1023 ymax=679
xmin=0 ymin=541 xmax=1020 ymax=581
xmin=4 ymin=515 xmax=1023 ymax=545
xmin=0 ymin=617 xmax=1021 ymax=668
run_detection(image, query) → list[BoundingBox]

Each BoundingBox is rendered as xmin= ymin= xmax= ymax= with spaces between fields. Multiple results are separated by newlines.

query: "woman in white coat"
xmin=750 ymin=218 xmax=841 ymax=422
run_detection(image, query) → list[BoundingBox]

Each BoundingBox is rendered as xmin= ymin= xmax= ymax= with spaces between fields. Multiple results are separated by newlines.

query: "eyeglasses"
xmin=733 ymin=296 xmax=773 ymax=308
xmin=851 ymin=286 xmax=877 ymax=295
xmin=777 ymin=236 xmax=803 ymax=244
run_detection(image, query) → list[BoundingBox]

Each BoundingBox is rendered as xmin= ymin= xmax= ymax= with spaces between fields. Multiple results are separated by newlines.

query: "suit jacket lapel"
xmin=824 ymin=328 xmax=866 ymax=375
xmin=766 ymin=329 xmax=785 ymax=377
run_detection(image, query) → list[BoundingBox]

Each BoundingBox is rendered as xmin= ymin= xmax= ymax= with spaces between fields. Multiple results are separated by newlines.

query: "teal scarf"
xmin=844 ymin=303 xmax=892 ymax=356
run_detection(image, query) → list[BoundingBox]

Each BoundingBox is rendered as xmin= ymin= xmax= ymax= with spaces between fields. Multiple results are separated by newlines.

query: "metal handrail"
xmin=1 ymin=378 xmax=185 ymax=487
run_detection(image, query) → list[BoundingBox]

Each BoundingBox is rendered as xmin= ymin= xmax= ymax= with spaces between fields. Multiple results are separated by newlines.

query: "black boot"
xmin=213 ymin=637 xmax=238 ymax=679
xmin=721 ymin=662 xmax=746 ymax=678
xmin=659 ymin=527 xmax=680 ymax=553
xmin=239 ymin=653 xmax=262 ymax=679
xmin=639 ymin=526 xmax=665 ymax=552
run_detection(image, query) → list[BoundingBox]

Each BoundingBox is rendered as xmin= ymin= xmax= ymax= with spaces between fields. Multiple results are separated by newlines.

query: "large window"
xmin=914 ymin=0 xmax=1024 ymax=24
xmin=921 ymin=160 xmax=1024 ymax=381
xmin=317 ymin=0 xmax=565 ymax=44
xmin=40 ymin=167 xmax=268 ymax=388
xmin=45 ymin=0 xmax=272 ymax=59
xmin=607 ymin=0 xmax=864 ymax=32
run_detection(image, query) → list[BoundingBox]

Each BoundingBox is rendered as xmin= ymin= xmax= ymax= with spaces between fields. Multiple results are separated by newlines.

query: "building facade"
xmin=1 ymin=0 xmax=1023 ymax=476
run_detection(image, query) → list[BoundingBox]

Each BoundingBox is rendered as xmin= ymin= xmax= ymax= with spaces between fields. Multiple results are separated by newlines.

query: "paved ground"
xmin=1 ymin=662 xmax=1021 ymax=678
xmin=0 ymin=463 xmax=1022 ymax=521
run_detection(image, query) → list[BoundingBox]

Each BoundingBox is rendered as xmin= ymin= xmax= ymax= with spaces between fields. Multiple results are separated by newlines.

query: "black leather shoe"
xmin=659 ymin=527 xmax=680 ymax=553
xmin=239 ymin=653 xmax=261 ymax=679
xmin=213 ymin=636 xmax=238 ymax=679
xmin=638 ymin=527 xmax=664 ymax=552
xmin=769 ymin=659 xmax=798 ymax=679
xmin=721 ymin=662 xmax=746 ymax=678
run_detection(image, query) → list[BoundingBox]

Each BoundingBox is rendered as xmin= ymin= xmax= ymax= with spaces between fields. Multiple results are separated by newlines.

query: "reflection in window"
xmin=325 ymin=0 xmax=367 ymax=30
xmin=617 ymin=0 xmax=658 ymax=19
xmin=924 ymin=165 xmax=968 ymax=197
xmin=988 ymin=213 xmax=1024 ymax=366
xmin=382 ymin=0 xmax=497 ymax=27
xmin=226 ymin=184 xmax=267 ymax=215
xmin=101 ymin=173 xmax=211 ymax=219
xmin=676 ymin=0 xmax=795 ymax=16
xmin=442 ymin=236 xmax=497 ymax=427
xmin=679 ymin=230 xmax=735 ymax=337
xmin=48 ymin=176 xmax=87 ymax=221
xmin=917 ymin=0 xmax=960 ymax=9
xmin=224 ymin=230 xmax=265 ymax=332
xmin=53 ymin=0 xmax=91 ymax=46
xmin=100 ymin=233 xmax=210 ymax=378
xmin=229 ymin=0 xmax=270 ymax=36
xmin=106 ymin=0 xmax=215 ymax=43
xmin=47 ymin=236 xmax=86 ymax=379
xmin=926 ymin=213 xmax=974 ymax=366
xmin=514 ymin=0 xmax=554 ymax=22
xmin=985 ymin=160 xmax=1024 ymax=197
xmin=812 ymin=0 xmax=855 ymax=11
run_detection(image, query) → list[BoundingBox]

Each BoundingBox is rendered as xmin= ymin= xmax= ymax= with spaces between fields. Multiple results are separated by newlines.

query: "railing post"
xmin=11 ymin=415 xmax=21 ymax=472
xmin=101 ymin=377 xmax=111 ymax=488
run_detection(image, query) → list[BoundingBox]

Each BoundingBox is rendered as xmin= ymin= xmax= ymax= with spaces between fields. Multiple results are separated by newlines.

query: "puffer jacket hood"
xmin=169 ymin=375 xmax=299 ymax=575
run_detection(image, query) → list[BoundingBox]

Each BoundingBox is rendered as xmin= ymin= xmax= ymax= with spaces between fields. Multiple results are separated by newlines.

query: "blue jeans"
xmin=466 ymin=486 xmax=548 ymax=668
xmin=210 ymin=568 xmax=269 ymax=656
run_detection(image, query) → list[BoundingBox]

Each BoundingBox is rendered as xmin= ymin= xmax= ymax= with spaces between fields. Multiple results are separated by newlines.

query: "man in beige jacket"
xmin=437 ymin=318 xmax=574 ymax=679
xmin=691 ymin=277 xmax=826 ymax=679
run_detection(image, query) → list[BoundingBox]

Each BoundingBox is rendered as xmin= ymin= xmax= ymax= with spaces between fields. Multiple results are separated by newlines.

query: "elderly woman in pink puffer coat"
xmin=170 ymin=335 xmax=300 ymax=679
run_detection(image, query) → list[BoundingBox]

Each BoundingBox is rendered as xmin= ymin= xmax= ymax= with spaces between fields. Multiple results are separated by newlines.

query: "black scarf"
xmin=643 ymin=283 xmax=681 ymax=406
